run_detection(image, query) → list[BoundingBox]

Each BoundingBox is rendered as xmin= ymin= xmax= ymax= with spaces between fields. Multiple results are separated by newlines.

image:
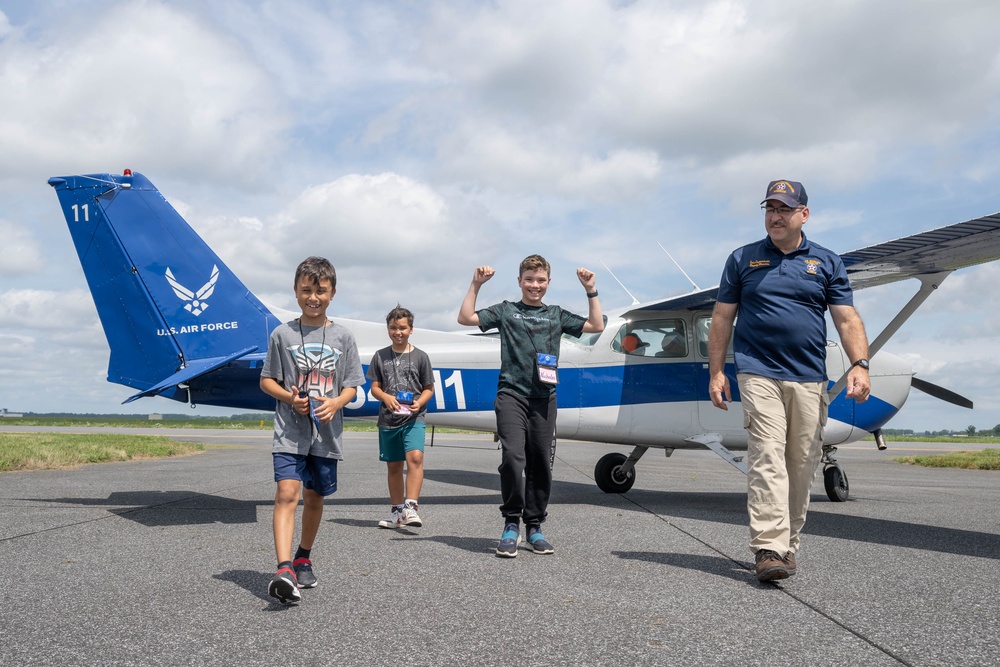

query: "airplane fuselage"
xmin=167 ymin=306 xmax=910 ymax=452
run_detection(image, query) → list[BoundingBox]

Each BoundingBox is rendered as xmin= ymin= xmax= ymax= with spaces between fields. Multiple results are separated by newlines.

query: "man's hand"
xmin=845 ymin=366 xmax=870 ymax=403
xmin=709 ymin=372 xmax=732 ymax=411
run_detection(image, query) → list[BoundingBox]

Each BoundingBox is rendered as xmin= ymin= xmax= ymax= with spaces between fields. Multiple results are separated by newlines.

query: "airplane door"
xmin=693 ymin=314 xmax=744 ymax=434
xmin=555 ymin=361 xmax=582 ymax=439
xmin=696 ymin=363 xmax=744 ymax=433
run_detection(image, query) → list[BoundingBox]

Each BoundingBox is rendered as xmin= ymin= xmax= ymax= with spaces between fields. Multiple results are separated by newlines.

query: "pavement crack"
xmin=617 ymin=484 xmax=918 ymax=667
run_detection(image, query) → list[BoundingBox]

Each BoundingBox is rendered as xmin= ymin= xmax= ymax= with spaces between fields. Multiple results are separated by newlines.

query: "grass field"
xmin=892 ymin=448 xmax=1000 ymax=471
xmin=3 ymin=417 xmax=998 ymax=472
xmin=0 ymin=432 xmax=204 ymax=472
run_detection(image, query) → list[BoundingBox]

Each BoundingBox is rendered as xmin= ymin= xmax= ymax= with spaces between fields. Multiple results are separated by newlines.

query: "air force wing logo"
xmin=165 ymin=265 xmax=219 ymax=316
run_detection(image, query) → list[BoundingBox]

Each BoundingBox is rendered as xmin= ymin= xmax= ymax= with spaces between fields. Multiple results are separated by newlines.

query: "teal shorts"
xmin=378 ymin=421 xmax=426 ymax=462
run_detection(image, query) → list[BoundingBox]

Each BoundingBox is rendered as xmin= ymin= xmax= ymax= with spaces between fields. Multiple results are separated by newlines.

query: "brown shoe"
xmin=754 ymin=549 xmax=790 ymax=582
xmin=782 ymin=551 xmax=797 ymax=576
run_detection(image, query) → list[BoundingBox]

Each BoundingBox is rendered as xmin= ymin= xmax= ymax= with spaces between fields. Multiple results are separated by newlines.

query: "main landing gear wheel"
xmin=823 ymin=465 xmax=849 ymax=502
xmin=595 ymin=452 xmax=636 ymax=493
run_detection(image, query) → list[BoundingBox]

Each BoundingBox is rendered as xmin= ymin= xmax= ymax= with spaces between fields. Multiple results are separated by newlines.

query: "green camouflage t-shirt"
xmin=477 ymin=301 xmax=586 ymax=399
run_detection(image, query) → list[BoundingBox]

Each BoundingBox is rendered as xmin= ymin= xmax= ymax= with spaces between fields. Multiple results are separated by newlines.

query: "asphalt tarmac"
xmin=1 ymin=427 xmax=997 ymax=666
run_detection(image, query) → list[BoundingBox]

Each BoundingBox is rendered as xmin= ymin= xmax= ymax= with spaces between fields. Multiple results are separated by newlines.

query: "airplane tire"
xmin=595 ymin=453 xmax=636 ymax=494
xmin=824 ymin=465 xmax=849 ymax=502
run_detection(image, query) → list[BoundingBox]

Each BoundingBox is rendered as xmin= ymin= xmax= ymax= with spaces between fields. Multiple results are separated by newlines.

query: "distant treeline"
xmin=882 ymin=427 xmax=1000 ymax=438
xmin=8 ymin=412 xmax=271 ymax=421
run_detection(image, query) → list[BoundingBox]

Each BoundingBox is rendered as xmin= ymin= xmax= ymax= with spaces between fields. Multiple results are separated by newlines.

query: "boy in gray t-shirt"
xmin=367 ymin=306 xmax=435 ymax=530
xmin=260 ymin=257 xmax=364 ymax=604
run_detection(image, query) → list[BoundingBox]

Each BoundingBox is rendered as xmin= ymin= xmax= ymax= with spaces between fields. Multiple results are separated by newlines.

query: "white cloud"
xmin=0 ymin=221 xmax=44 ymax=275
xmin=0 ymin=2 xmax=289 ymax=184
xmin=278 ymin=173 xmax=497 ymax=272
xmin=0 ymin=288 xmax=96 ymax=328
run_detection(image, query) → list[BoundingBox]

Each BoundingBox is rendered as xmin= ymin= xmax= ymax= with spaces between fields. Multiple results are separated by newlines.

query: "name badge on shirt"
xmin=537 ymin=353 xmax=558 ymax=385
xmin=394 ymin=390 xmax=414 ymax=415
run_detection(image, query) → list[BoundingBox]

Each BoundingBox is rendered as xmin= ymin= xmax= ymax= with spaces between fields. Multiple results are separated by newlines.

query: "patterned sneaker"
xmin=495 ymin=522 xmax=521 ymax=558
xmin=525 ymin=525 xmax=554 ymax=555
xmin=754 ymin=549 xmax=790 ymax=582
xmin=268 ymin=565 xmax=301 ymax=605
xmin=292 ymin=557 xmax=317 ymax=589
xmin=378 ymin=507 xmax=403 ymax=529
xmin=401 ymin=502 xmax=423 ymax=528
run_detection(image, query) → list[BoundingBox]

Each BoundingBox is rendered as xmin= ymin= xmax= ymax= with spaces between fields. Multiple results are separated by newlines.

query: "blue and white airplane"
xmin=48 ymin=171 xmax=1000 ymax=502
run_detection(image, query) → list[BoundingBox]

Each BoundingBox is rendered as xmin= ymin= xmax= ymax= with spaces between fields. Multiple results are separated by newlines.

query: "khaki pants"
xmin=737 ymin=374 xmax=827 ymax=556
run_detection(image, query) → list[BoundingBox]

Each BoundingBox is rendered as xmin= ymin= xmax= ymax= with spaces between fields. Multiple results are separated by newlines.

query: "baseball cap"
xmin=761 ymin=180 xmax=807 ymax=208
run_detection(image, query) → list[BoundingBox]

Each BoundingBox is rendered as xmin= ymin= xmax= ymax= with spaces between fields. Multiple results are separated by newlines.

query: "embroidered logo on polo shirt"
xmin=804 ymin=258 xmax=820 ymax=275
xmin=749 ymin=259 xmax=771 ymax=268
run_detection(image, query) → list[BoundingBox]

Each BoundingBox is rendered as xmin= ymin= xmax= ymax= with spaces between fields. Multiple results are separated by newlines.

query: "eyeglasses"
xmin=761 ymin=205 xmax=803 ymax=216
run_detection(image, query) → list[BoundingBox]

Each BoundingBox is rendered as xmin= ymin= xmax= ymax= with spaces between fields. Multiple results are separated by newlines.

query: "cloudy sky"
xmin=2 ymin=0 xmax=1000 ymax=432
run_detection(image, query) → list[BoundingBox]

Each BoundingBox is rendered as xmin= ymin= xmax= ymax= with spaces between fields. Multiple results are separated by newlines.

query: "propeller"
xmin=910 ymin=376 xmax=973 ymax=409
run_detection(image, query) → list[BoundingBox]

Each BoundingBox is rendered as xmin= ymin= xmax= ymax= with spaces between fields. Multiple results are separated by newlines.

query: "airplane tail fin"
xmin=48 ymin=171 xmax=280 ymax=406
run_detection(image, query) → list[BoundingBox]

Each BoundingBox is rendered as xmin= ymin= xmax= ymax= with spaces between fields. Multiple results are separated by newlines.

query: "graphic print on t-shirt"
xmin=288 ymin=342 xmax=342 ymax=396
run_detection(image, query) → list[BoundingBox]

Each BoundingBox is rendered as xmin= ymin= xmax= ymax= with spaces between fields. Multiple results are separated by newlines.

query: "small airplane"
xmin=48 ymin=171 xmax=1000 ymax=502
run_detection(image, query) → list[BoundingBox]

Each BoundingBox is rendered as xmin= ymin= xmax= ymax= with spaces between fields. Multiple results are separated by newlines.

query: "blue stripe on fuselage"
xmin=202 ymin=358 xmax=898 ymax=435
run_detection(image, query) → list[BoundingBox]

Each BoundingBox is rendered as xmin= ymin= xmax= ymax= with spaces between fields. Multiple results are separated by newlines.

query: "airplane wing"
xmin=621 ymin=211 xmax=1000 ymax=318
xmin=840 ymin=211 xmax=1000 ymax=289
xmin=621 ymin=287 xmax=720 ymax=316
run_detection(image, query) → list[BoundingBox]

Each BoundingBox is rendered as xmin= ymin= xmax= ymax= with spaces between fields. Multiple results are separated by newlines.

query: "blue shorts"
xmin=378 ymin=421 xmax=427 ymax=462
xmin=273 ymin=452 xmax=339 ymax=496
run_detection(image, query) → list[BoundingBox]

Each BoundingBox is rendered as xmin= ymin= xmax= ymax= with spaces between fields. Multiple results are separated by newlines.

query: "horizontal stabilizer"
xmin=123 ymin=347 xmax=258 ymax=404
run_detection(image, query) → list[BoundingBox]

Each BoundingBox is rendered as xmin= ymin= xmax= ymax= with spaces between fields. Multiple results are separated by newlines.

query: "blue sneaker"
xmin=495 ymin=522 xmax=520 ymax=558
xmin=526 ymin=525 xmax=554 ymax=555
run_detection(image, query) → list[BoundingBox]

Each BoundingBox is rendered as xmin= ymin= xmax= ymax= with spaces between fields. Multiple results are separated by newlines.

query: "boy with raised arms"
xmin=458 ymin=254 xmax=603 ymax=557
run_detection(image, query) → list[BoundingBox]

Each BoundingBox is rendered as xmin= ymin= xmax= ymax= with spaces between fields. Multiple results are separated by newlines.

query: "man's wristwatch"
xmin=851 ymin=358 xmax=870 ymax=370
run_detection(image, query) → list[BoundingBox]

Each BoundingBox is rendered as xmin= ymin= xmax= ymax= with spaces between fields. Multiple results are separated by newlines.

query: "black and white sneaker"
xmin=292 ymin=558 xmax=317 ymax=589
xmin=268 ymin=566 xmax=301 ymax=605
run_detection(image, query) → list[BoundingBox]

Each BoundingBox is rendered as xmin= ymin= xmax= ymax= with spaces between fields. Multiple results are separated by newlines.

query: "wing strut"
xmin=686 ymin=433 xmax=748 ymax=474
xmin=828 ymin=270 xmax=953 ymax=400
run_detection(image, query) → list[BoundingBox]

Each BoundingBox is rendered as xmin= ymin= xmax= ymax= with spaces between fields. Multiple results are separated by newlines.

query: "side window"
xmin=695 ymin=314 xmax=734 ymax=358
xmin=612 ymin=319 xmax=688 ymax=358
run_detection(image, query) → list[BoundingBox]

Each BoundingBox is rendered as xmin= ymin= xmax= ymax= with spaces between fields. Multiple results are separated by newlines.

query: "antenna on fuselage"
xmin=599 ymin=260 xmax=640 ymax=305
xmin=657 ymin=242 xmax=701 ymax=291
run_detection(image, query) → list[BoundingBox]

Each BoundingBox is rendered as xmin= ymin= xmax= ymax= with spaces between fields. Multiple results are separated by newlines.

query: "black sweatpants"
xmin=495 ymin=392 xmax=557 ymax=525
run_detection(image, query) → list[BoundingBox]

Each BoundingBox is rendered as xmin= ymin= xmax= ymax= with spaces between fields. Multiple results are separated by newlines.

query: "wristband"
xmin=586 ymin=290 xmax=598 ymax=298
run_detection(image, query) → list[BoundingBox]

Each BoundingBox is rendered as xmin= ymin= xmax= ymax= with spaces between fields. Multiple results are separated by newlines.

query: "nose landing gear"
xmin=821 ymin=445 xmax=849 ymax=502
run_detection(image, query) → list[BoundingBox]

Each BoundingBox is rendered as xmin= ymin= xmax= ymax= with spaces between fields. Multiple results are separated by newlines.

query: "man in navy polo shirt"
xmin=707 ymin=180 xmax=871 ymax=582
